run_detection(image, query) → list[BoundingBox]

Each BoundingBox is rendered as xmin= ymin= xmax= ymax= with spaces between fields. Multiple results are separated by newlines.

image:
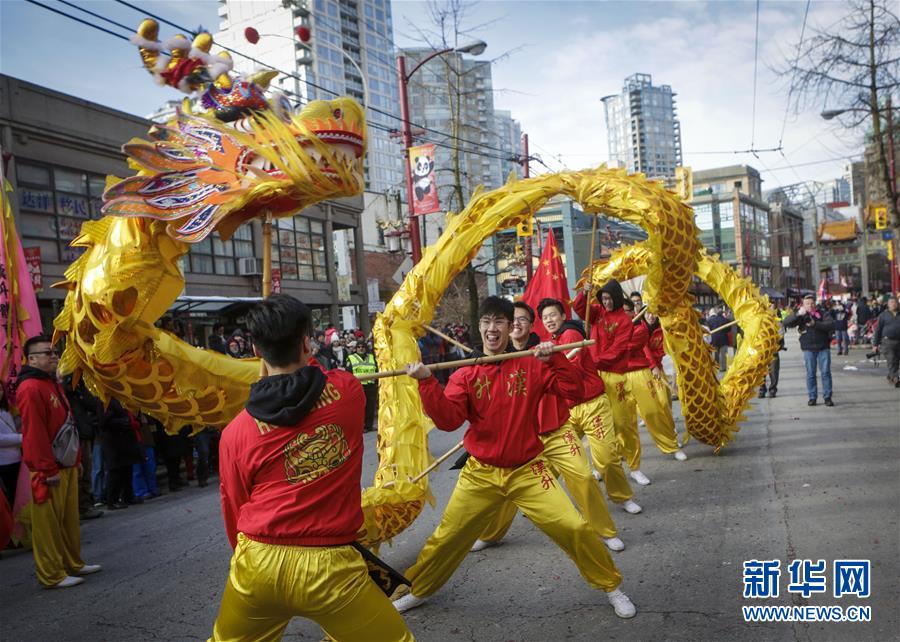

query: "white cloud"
xmin=486 ymin=1 xmax=860 ymax=188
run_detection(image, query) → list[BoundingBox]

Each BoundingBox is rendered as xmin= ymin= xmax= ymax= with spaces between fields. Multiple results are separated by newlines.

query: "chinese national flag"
xmin=522 ymin=227 xmax=570 ymax=339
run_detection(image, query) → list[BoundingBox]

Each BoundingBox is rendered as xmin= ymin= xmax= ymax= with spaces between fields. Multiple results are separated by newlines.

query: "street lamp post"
xmin=397 ymin=41 xmax=487 ymax=263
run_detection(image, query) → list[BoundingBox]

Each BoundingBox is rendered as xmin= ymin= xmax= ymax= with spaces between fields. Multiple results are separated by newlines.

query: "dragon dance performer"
xmin=618 ymin=301 xmax=687 ymax=470
xmin=397 ymin=296 xmax=636 ymax=619
xmin=472 ymin=300 xmax=625 ymax=553
xmin=571 ymin=282 xmax=644 ymax=508
xmin=210 ymin=295 xmax=414 ymax=642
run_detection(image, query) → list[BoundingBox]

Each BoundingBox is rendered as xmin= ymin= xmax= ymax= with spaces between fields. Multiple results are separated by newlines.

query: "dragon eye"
xmin=333 ymin=108 xmax=342 ymax=120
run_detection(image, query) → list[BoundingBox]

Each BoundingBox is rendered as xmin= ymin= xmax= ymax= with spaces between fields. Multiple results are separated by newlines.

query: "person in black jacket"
xmin=831 ymin=300 xmax=850 ymax=355
xmin=783 ymin=294 xmax=836 ymax=406
xmin=102 ymin=400 xmax=143 ymax=508
xmin=872 ymin=296 xmax=900 ymax=386
xmin=64 ymin=378 xmax=104 ymax=519
xmin=705 ymin=307 xmax=730 ymax=372
xmin=208 ymin=323 xmax=229 ymax=354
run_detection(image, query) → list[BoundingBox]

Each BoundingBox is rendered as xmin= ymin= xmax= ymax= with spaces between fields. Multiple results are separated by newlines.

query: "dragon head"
xmin=103 ymin=19 xmax=366 ymax=242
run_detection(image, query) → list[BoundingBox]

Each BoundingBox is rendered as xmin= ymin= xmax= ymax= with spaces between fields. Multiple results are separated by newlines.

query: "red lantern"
xmin=295 ymin=25 xmax=311 ymax=42
xmin=244 ymin=27 xmax=260 ymax=44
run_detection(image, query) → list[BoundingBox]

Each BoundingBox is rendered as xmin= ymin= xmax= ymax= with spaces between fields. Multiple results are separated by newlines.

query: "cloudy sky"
xmin=1 ymin=0 xmax=863 ymax=190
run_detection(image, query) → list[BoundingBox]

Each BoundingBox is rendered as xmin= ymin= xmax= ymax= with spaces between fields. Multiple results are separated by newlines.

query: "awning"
xmin=169 ymin=296 xmax=263 ymax=315
xmin=760 ymin=287 xmax=786 ymax=299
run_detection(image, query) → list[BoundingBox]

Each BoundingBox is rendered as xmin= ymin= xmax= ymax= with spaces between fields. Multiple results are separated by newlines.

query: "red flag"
xmin=522 ymin=228 xmax=570 ymax=339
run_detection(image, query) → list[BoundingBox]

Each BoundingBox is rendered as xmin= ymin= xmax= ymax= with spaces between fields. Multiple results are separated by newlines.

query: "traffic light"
xmin=874 ymin=205 xmax=888 ymax=230
xmin=516 ymin=216 xmax=533 ymax=237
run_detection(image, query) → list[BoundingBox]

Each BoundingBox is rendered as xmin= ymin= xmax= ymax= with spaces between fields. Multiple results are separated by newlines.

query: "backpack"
xmin=50 ymin=383 xmax=79 ymax=468
xmin=51 ymin=413 xmax=80 ymax=468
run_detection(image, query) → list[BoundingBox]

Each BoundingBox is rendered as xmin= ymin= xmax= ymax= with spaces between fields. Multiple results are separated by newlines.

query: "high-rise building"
xmin=215 ymin=0 xmax=403 ymax=194
xmin=601 ymin=73 xmax=682 ymax=178
xmin=495 ymin=109 xmax=523 ymax=182
xmin=690 ymin=165 xmax=774 ymax=287
xmin=401 ymin=48 xmax=516 ymax=212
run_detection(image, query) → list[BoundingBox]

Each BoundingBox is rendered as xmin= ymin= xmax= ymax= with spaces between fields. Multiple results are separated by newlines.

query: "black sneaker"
xmin=768 ymin=390 xmax=777 ymax=398
xmin=824 ymin=397 xmax=834 ymax=407
xmin=758 ymin=391 xmax=767 ymax=399
xmin=808 ymin=399 xmax=817 ymax=406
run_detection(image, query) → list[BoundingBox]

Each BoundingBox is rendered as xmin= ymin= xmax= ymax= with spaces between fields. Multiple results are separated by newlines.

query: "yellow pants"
xmin=567 ymin=394 xmax=634 ymax=503
xmin=406 ymin=455 xmax=622 ymax=598
xmin=601 ymin=371 xmax=641 ymax=471
xmin=210 ymin=535 xmax=414 ymax=642
xmin=479 ymin=426 xmax=618 ymax=541
xmin=30 ymin=467 xmax=84 ymax=587
xmin=628 ymin=368 xmax=679 ymax=455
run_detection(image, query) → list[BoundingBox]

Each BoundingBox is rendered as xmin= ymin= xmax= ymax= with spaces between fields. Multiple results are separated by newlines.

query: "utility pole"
xmin=521 ymin=133 xmax=532 ymax=282
xmin=886 ymin=96 xmax=899 ymax=293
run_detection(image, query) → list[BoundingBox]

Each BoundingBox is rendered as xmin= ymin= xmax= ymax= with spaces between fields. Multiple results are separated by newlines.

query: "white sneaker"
xmin=393 ymin=592 xmax=427 ymax=613
xmin=630 ymin=470 xmax=651 ymax=485
xmin=603 ymin=536 xmax=625 ymax=551
xmin=591 ymin=469 xmax=602 ymax=482
xmin=673 ymin=449 xmax=687 ymax=461
xmin=470 ymin=539 xmax=499 ymax=552
xmin=637 ymin=419 xmax=646 ymax=428
xmin=48 ymin=576 xmax=84 ymax=589
xmin=621 ymin=499 xmax=643 ymax=514
xmin=606 ymin=588 xmax=636 ymax=618
xmin=75 ymin=564 xmax=102 ymax=576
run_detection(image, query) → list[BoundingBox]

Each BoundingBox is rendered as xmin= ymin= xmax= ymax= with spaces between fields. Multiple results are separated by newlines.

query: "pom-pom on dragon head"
xmin=110 ymin=19 xmax=367 ymax=243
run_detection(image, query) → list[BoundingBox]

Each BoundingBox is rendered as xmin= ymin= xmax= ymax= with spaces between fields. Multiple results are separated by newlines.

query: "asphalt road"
xmin=2 ymin=345 xmax=898 ymax=642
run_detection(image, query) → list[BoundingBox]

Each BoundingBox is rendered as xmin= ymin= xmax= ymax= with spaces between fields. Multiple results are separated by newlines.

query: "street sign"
xmin=392 ymin=257 xmax=414 ymax=284
xmin=502 ymin=277 xmax=525 ymax=290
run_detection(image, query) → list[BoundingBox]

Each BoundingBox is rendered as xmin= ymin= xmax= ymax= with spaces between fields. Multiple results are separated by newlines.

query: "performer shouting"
xmin=472 ymin=300 xmax=625 ymax=552
xmin=397 ymin=296 xmax=636 ymax=619
xmin=572 ymin=281 xmax=646 ymax=504
xmin=210 ymin=295 xmax=414 ymax=642
xmin=622 ymin=303 xmax=687 ymax=467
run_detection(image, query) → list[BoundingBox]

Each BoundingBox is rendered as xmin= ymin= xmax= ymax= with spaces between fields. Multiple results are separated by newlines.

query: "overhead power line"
xmin=111 ymin=0 xmax=523 ymax=160
xmin=23 ymin=0 xmax=531 ymax=167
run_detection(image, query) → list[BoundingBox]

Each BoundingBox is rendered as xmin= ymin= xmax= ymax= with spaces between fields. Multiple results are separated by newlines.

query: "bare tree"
xmin=403 ymin=0 xmax=520 ymax=329
xmin=779 ymin=0 xmax=900 ymax=244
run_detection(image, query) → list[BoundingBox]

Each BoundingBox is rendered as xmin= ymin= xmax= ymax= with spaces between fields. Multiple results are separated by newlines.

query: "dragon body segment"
xmin=52 ymin=20 xmax=779 ymax=547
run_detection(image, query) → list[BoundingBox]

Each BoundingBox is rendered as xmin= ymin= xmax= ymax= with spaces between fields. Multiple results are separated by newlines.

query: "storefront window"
xmin=16 ymin=160 xmax=106 ymax=264
xmin=272 ymin=216 xmax=329 ymax=282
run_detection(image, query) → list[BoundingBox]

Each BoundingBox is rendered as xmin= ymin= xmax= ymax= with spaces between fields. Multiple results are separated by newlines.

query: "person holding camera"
xmin=783 ymin=295 xmax=836 ymax=407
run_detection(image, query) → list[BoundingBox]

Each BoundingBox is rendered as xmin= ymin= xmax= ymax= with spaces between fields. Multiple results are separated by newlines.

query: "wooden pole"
xmin=262 ymin=210 xmax=273 ymax=297
xmin=704 ymin=318 xmax=739 ymax=336
xmin=357 ymin=339 xmax=595 ymax=382
xmin=631 ymin=306 xmax=648 ymax=324
xmin=382 ymin=440 xmax=465 ymax=488
xmin=424 ymin=324 xmax=473 ymax=354
xmin=584 ymin=215 xmax=598 ymax=337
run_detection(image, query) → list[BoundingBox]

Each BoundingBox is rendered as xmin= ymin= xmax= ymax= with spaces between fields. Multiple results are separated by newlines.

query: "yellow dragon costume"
xmin=53 ymin=21 xmax=779 ymax=547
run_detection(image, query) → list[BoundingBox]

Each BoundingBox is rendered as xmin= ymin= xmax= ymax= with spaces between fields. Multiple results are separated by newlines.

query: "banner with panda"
xmin=408 ymin=143 xmax=440 ymax=215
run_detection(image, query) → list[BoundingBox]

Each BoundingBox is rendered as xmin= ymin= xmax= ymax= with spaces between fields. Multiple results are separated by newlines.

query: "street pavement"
xmin=1 ymin=345 xmax=898 ymax=641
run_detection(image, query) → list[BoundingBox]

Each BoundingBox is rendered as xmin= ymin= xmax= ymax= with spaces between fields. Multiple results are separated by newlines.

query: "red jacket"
xmin=572 ymin=291 xmax=633 ymax=374
xmin=218 ymin=368 xmax=365 ymax=549
xmin=645 ymin=325 xmax=665 ymax=370
xmin=553 ymin=327 xmax=605 ymax=404
xmin=418 ymin=352 xmax=582 ymax=467
xmin=17 ymin=369 xmax=75 ymax=477
xmin=626 ymin=321 xmax=652 ymax=371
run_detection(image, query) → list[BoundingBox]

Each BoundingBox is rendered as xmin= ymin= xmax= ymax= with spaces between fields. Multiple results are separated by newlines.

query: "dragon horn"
xmin=132 ymin=18 xmax=162 ymax=73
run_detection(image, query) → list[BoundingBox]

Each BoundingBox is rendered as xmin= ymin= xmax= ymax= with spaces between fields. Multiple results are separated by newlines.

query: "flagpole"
xmin=584 ymin=215 xmax=598 ymax=337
